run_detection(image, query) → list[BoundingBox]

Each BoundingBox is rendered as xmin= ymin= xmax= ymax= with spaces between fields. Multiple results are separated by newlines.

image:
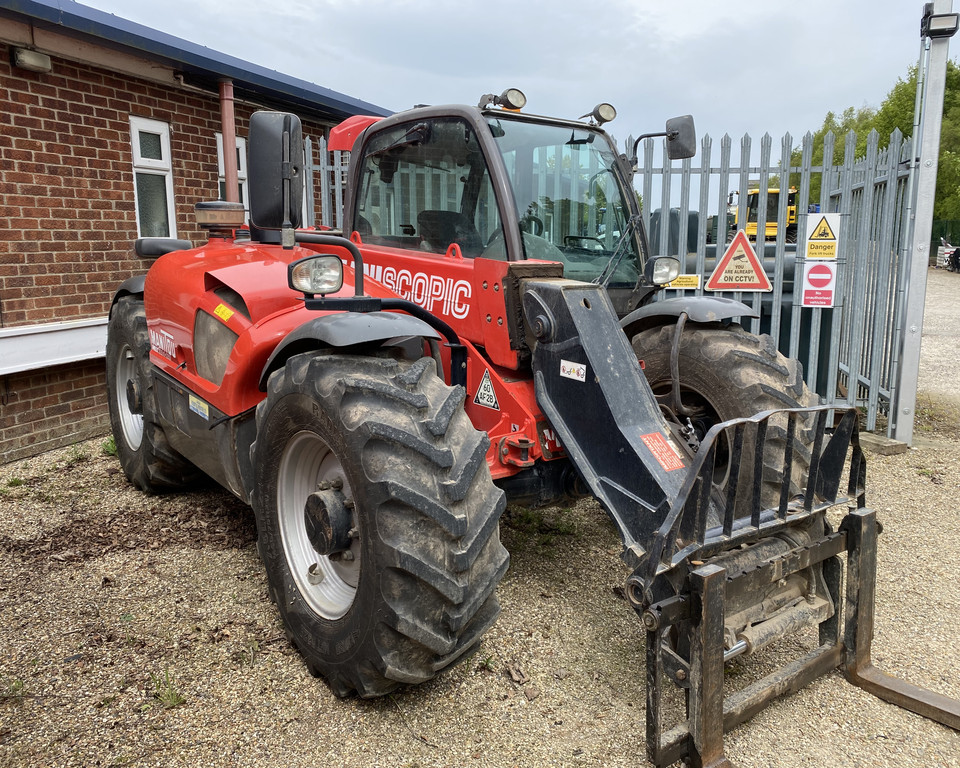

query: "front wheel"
xmin=631 ymin=323 xmax=818 ymax=510
xmin=252 ymin=353 xmax=508 ymax=697
xmin=105 ymin=295 xmax=199 ymax=492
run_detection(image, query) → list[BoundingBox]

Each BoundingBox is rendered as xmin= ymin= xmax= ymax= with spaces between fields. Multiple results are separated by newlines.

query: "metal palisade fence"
xmin=638 ymin=127 xmax=914 ymax=438
xmin=314 ymin=128 xmax=916 ymax=438
xmin=317 ymin=135 xmax=347 ymax=231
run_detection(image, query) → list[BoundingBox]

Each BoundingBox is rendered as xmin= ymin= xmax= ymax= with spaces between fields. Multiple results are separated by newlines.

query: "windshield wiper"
xmin=592 ymin=215 xmax=640 ymax=287
xmin=369 ymin=122 xmax=431 ymax=157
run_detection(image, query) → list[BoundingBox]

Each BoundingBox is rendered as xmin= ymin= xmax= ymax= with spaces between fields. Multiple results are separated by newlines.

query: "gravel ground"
xmin=0 ymin=269 xmax=958 ymax=768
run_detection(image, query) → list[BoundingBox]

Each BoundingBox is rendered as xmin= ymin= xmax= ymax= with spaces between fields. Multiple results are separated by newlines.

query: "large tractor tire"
xmin=631 ymin=323 xmax=818 ymax=511
xmin=106 ymin=295 xmax=199 ymax=493
xmin=251 ymin=352 xmax=509 ymax=698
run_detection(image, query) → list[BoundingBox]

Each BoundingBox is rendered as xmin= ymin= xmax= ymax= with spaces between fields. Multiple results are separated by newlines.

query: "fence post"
xmin=892 ymin=0 xmax=956 ymax=443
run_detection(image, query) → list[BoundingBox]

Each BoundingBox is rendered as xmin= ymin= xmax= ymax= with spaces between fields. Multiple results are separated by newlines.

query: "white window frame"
xmin=216 ymin=133 xmax=249 ymax=220
xmin=129 ymin=116 xmax=177 ymax=238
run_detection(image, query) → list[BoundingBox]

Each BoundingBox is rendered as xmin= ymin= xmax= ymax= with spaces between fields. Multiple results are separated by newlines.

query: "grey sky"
xmin=81 ymin=0 xmax=939 ymax=154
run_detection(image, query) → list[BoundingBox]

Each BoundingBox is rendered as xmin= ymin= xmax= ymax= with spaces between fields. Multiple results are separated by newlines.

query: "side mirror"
xmin=665 ymin=115 xmax=696 ymax=160
xmin=629 ymin=115 xmax=697 ymax=168
xmin=247 ymin=111 xmax=304 ymax=239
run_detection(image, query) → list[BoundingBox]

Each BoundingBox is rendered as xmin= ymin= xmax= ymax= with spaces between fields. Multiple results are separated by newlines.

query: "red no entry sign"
xmin=807 ymin=263 xmax=833 ymax=288
xmin=802 ymin=260 xmax=837 ymax=308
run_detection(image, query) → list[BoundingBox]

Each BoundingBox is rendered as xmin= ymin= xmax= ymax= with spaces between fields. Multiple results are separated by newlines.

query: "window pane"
xmin=489 ymin=116 xmax=641 ymax=284
xmin=218 ymin=181 xmax=245 ymax=203
xmin=136 ymin=172 xmax=170 ymax=237
xmin=355 ymin=118 xmax=500 ymax=257
xmin=139 ymin=131 xmax=163 ymax=161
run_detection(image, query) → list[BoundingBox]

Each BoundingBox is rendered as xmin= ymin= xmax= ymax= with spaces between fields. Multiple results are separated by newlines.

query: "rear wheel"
xmin=631 ymin=323 xmax=817 ymax=509
xmin=105 ymin=295 xmax=199 ymax=492
xmin=252 ymin=353 xmax=508 ymax=697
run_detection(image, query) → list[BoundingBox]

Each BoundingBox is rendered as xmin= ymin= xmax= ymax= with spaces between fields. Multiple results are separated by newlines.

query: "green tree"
xmin=789 ymin=106 xmax=877 ymax=203
xmin=790 ymin=61 xmax=960 ymax=218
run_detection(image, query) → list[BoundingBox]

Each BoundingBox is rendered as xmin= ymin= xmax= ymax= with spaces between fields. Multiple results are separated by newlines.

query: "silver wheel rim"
xmin=277 ymin=430 xmax=359 ymax=619
xmin=115 ymin=344 xmax=143 ymax=451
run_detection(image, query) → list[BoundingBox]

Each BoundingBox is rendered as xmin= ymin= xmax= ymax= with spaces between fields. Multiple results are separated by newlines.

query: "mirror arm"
xmin=629 ymin=129 xmax=679 ymax=167
xmin=281 ymin=127 xmax=295 ymax=248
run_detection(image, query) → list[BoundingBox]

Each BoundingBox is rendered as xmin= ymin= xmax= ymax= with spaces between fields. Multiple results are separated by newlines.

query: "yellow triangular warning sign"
xmin=809 ymin=216 xmax=836 ymax=241
xmin=705 ymin=231 xmax=772 ymax=292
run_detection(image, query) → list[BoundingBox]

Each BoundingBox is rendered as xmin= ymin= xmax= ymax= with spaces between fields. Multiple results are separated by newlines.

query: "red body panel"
xmin=143 ymin=232 xmax=556 ymax=479
xmin=328 ymin=115 xmax=384 ymax=152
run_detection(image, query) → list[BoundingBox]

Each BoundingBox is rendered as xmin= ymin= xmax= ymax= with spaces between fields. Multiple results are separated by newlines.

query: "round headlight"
xmin=650 ymin=257 xmax=681 ymax=286
xmin=289 ymin=255 xmax=344 ymax=295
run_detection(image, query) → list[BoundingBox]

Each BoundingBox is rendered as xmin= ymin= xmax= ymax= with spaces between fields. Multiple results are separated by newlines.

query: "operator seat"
xmin=417 ymin=210 xmax=484 ymax=257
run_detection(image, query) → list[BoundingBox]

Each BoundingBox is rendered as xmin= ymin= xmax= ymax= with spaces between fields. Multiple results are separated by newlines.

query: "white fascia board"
xmin=0 ymin=317 xmax=108 ymax=376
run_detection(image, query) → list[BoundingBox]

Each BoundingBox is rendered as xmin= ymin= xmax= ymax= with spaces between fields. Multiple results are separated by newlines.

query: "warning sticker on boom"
xmin=640 ymin=432 xmax=686 ymax=472
xmin=473 ymin=369 xmax=500 ymax=411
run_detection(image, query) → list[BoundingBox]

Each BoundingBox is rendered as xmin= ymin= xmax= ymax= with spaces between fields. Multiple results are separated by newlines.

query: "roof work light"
xmin=478 ymin=88 xmax=527 ymax=110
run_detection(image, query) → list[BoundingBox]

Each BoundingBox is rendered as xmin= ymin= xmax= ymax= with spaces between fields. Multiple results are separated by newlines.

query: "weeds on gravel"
xmin=0 ymin=677 xmax=26 ymax=700
xmin=503 ymin=506 xmax=579 ymax=552
xmin=101 ymin=436 xmax=118 ymax=457
xmin=120 ymin=613 xmax=138 ymax=646
xmin=147 ymin=668 xmax=185 ymax=710
xmin=915 ymin=392 xmax=960 ymax=437
xmin=232 ymin=640 xmax=260 ymax=668
xmin=5 ymin=477 xmax=24 ymax=488
xmin=64 ymin=444 xmax=89 ymax=468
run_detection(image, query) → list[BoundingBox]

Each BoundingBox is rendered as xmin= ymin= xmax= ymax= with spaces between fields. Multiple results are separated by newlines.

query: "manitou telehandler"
xmin=106 ymin=89 xmax=959 ymax=766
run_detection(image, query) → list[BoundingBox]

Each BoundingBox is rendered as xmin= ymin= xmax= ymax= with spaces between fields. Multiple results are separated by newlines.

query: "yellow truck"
xmin=738 ymin=186 xmax=798 ymax=242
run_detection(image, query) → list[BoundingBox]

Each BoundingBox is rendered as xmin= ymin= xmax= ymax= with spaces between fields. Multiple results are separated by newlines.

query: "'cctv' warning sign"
xmin=706 ymin=231 xmax=772 ymax=292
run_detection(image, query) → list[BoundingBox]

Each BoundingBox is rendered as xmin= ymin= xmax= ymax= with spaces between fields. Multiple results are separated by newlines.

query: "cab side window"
xmin=353 ymin=118 xmax=502 ymax=257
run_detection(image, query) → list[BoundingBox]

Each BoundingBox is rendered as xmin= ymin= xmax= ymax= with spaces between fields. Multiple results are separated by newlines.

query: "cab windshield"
xmin=488 ymin=116 xmax=642 ymax=285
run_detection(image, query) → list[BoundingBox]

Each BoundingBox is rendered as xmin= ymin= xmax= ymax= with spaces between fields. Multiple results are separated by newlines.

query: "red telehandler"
xmin=106 ymin=90 xmax=958 ymax=766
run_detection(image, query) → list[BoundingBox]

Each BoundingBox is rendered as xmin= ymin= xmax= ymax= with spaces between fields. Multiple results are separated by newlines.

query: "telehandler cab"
xmin=107 ymin=90 xmax=959 ymax=766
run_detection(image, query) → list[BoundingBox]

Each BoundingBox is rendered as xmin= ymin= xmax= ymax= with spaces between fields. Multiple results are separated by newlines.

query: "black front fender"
xmin=258 ymin=311 xmax=441 ymax=390
xmin=109 ymin=276 xmax=147 ymax=316
xmin=620 ymin=295 xmax=758 ymax=337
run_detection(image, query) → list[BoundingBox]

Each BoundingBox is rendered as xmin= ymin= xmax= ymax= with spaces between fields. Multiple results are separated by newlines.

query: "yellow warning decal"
xmin=214 ymin=303 xmax=235 ymax=322
xmin=805 ymin=214 xmax=839 ymax=259
xmin=809 ymin=216 xmax=837 ymax=241
xmin=188 ymin=394 xmax=209 ymax=420
xmin=666 ymin=274 xmax=701 ymax=290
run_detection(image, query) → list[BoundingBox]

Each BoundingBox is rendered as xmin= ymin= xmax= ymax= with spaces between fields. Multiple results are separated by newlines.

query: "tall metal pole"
xmin=893 ymin=0 xmax=955 ymax=443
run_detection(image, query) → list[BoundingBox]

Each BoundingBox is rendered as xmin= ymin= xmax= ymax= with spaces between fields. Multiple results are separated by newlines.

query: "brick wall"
xmin=0 ymin=361 xmax=108 ymax=464
xmin=0 ymin=43 xmax=333 ymax=463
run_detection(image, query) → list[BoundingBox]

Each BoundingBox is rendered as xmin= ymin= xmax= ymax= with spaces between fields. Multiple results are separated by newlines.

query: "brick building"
xmin=0 ymin=0 xmax=389 ymax=463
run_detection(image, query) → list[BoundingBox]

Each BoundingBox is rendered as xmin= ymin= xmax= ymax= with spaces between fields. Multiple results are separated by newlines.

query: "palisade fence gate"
xmin=637 ymin=127 xmax=913 ymax=439
xmin=312 ymin=129 xmax=917 ymax=439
